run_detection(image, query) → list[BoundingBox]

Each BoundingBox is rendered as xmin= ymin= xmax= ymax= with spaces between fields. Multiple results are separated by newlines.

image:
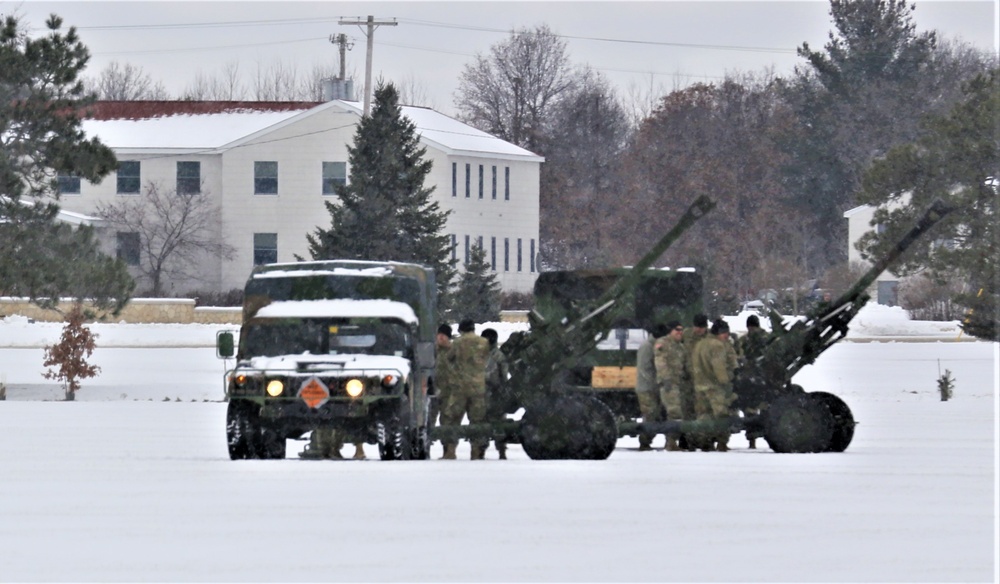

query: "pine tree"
xmin=306 ymin=81 xmax=455 ymax=315
xmin=781 ymin=0 xmax=940 ymax=270
xmin=856 ymin=71 xmax=999 ymax=341
xmin=0 ymin=14 xmax=133 ymax=314
xmin=449 ymin=244 xmax=501 ymax=323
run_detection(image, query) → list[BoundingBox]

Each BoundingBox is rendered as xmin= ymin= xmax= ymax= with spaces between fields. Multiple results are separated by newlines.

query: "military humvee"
xmin=219 ymin=260 xmax=437 ymax=460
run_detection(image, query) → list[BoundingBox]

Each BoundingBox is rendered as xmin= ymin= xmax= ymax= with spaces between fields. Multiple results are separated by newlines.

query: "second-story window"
xmin=478 ymin=165 xmax=484 ymax=199
xmin=177 ymin=161 xmax=201 ymax=195
xmin=452 ymin=163 xmax=457 ymax=197
xmin=465 ymin=163 xmax=471 ymax=198
xmin=117 ymin=161 xmax=140 ymax=195
xmin=504 ymin=166 xmax=510 ymax=200
xmin=255 ymin=161 xmax=278 ymax=195
xmin=322 ymin=162 xmax=346 ymax=195
xmin=491 ymin=166 xmax=497 ymax=200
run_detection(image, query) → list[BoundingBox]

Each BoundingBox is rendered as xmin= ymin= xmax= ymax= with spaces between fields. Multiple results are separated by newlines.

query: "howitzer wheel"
xmin=809 ymin=392 xmax=855 ymax=452
xmin=520 ymin=394 xmax=618 ymax=460
xmin=764 ymin=393 xmax=835 ymax=453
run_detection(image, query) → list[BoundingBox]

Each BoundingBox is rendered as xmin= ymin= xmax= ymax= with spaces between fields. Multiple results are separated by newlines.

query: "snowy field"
xmin=0 ymin=305 xmax=997 ymax=582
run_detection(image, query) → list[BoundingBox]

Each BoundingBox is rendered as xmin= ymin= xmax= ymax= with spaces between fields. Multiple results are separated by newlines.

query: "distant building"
xmin=58 ymin=100 xmax=543 ymax=296
xmin=844 ymin=204 xmax=900 ymax=306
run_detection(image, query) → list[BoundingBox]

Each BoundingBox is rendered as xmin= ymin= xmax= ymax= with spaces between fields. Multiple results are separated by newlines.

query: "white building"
xmin=57 ymin=100 xmax=543 ymax=296
xmin=843 ymin=204 xmax=900 ymax=305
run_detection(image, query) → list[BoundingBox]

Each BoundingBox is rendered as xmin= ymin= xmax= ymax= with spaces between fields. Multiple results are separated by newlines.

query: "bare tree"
xmin=95 ymin=183 xmax=235 ymax=296
xmin=395 ymin=73 xmax=436 ymax=109
xmin=88 ymin=61 xmax=170 ymax=100
xmin=252 ymin=58 xmax=309 ymax=101
xmin=454 ymin=24 xmax=576 ymax=151
xmin=539 ymin=67 xmax=631 ymax=269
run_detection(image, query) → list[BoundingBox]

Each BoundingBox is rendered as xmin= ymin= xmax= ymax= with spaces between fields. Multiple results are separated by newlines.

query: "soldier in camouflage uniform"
xmin=690 ymin=319 xmax=737 ymax=451
xmin=653 ymin=320 xmax=687 ymax=451
xmin=440 ymin=319 xmax=490 ymax=460
xmin=432 ymin=323 xmax=454 ymax=457
xmin=736 ymin=314 xmax=768 ymax=448
xmin=679 ymin=313 xmax=709 ymax=450
xmin=635 ymin=323 xmax=669 ymax=451
xmin=481 ymin=328 xmax=511 ymax=459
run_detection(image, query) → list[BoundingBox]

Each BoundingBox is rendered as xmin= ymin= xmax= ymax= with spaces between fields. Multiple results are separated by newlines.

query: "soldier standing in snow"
xmin=481 ymin=328 xmax=511 ymax=459
xmin=690 ymin=319 xmax=737 ymax=451
xmin=653 ymin=320 xmax=687 ymax=451
xmin=737 ymin=314 xmax=769 ymax=448
xmin=439 ymin=320 xmax=490 ymax=460
xmin=635 ymin=323 xmax=669 ymax=451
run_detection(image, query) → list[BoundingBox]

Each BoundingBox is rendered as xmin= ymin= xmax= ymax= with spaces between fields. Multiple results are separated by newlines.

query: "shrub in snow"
xmin=42 ymin=305 xmax=100 ymax=401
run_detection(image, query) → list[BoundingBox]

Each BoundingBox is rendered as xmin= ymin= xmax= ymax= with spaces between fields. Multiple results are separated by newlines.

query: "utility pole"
xmin=338 ymin=16 xmax=397 ymax=116
xmin=328 ymin=33 xmax=353 ymax=80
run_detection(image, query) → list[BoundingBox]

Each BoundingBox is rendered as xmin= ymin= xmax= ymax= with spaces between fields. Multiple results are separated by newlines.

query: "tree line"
xmin=1 ymin=1 xmax=997 ymax=339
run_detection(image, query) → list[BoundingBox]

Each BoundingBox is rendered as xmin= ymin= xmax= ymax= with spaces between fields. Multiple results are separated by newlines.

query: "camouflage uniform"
xmin=653 ymin=332 xmax=687 ymax=450
xmin=432 ymin=342 xmax=454 ymax=427
xmin=736 ymin=326 xmax=769 ymax=448
xmin=634 ymin=335 xmax=662 ymax=450
xmin=690 ymin=335 xmax=736 ymax=451
xmin=681 ymin=327 xmax=707 ymax=420
xmin=300 ymin=429 xmax=364 ymax=460
xmin=485 ymin=345 xmax=511 ymax=458
xmin=440 ymin=331 xmax=490 ymax=459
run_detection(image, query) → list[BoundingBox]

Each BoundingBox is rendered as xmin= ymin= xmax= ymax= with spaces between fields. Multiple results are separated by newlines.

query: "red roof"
xmin=83 ymin=101 xmax=323 ymax=120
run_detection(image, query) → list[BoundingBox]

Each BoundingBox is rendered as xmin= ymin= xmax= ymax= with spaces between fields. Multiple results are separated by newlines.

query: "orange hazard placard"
xmin=298 ymin=377 xmax=330 ymax=409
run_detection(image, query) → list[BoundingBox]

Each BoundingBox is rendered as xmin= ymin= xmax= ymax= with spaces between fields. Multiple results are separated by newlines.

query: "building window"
xmin=517 ymin=238 xmax=522 ymax=272
xmin=530 ymin=239 xmax=536 ymax=272
xmin=465 ymin=163 xmax=471 ymax=198
xmin=478 ymin=165 xmax=484 ymax=199
xmin=477 ymin=235 xmax=483 ymax=251
xmin=177 ymin=161 xmax=201 ymax=194
xmin=452 ymin=163 xmax=457 ymax=197
xmin=504 ymin=167 xmax=510 ymax=200
xmin=451 ymin=234 xmax=457 ymax=261
xmin=464 ymin=235 xmax=470 ymax=265
xmin=117 ymin=161 xmax=140 ymax=194
xmin=57 ymin=174 xmax=80 ymax=195
xmin=490 ymin=237 xmax=496 ymax=270
xmin=254 ymin=161 xmax=278 ymax=195
xmin=253 ymin=233 xmax=278 ymax=265
xmin=491 ymin=166 xmax=497 ymax=200
xmin=116 ymin=232 xmax=140 ymax=266
xmin=322 ymin=162 xmax=346 ymax=195
xmin=504 ymin=238 xmax=509 ymax=272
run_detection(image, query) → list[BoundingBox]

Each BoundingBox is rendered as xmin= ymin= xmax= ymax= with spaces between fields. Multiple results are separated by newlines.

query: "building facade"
xmin=58 ymin=100 xmax=542 ymax=296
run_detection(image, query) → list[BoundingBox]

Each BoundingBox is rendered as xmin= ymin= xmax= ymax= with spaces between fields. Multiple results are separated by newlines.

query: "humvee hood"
xmin=245 ymin=354 xmax=412 ymax=379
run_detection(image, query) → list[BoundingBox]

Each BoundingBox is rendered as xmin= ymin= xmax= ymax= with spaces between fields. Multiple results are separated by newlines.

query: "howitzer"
xmin=637 ymin=199 xmax=955 ymax=453
xmin=432 ymin=196 xmax=715 ymax=459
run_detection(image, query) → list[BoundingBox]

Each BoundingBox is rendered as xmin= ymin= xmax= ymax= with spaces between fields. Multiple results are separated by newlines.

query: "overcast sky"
xmin=5 ymin=1 xmax=997 ymax=115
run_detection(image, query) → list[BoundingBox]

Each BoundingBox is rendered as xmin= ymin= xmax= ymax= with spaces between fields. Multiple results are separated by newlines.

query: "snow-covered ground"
xmin=0 ymin=304 xmax=997 ymax=582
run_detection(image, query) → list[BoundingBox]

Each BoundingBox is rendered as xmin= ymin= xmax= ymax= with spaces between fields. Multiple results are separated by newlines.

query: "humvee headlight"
xmin=382 ymin=374 xmax=399 ymax=388
xmin=266 ymin=380 xmax=285 ymax=397
xmin=233 ymin=373 xmax=248 ymax=387
xmin=345 ymin=378 xmax=365 ymax=397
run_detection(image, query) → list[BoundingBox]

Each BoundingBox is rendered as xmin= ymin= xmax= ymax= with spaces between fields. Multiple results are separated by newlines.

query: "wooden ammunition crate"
xmin=590 ymin=366 xmax=637 ymax=389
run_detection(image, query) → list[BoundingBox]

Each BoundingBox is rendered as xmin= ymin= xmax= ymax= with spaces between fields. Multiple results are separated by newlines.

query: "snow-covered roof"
xmin=336 ymin=100 xmax=543 ymax=161
xmin=81 ymin=100 xmax=543 ymax=161
xmin=253 ymin=299 xmax=418 ymax=324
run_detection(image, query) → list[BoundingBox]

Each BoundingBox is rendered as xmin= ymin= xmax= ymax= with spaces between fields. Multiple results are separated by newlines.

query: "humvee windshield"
xmin=242 ymin=317 xmax=412 ymax=359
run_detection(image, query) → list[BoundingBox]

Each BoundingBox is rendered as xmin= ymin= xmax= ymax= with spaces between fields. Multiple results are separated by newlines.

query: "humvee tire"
xmin=227 ymin=400 xmax=261 ymax=460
